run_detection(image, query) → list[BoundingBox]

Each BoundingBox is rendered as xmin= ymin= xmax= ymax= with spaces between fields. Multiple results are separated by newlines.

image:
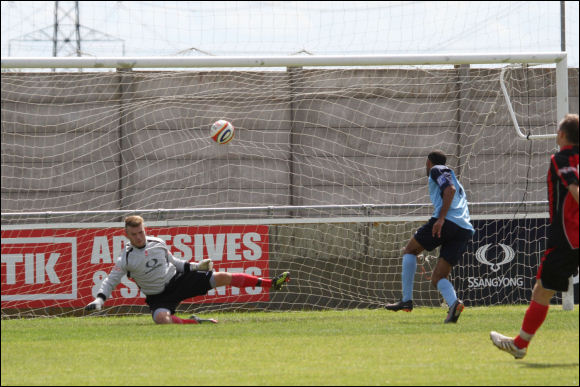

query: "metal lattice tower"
xmin=8 ymin=1 xmax=124 ymax=58
xmin=52 ymin=1 xmax=81 ymax=57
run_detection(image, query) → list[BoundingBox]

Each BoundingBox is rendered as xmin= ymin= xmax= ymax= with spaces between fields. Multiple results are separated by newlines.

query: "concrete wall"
xmin=2 ymin=67 xmax=578 ymax=223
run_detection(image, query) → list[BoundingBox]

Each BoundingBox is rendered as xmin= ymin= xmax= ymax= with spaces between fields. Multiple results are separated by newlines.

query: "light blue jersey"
xmin=428 ymin=165 xmax=474 ymax=234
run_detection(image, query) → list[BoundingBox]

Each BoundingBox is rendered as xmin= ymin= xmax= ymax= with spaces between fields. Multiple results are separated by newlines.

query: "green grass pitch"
xmin=1 ymin=305 xmax=578 ymax=386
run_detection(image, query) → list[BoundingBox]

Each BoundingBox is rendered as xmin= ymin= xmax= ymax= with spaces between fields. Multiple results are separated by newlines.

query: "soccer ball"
xmin=210 ymin=120 xmax=235 ymax=144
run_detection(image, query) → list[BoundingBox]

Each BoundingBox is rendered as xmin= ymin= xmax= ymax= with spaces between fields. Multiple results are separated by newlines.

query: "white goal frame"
xmin=3 ymin=51 xmax=569 ymax=134
xmin=2 ymin=52 xmax=574 ymax=311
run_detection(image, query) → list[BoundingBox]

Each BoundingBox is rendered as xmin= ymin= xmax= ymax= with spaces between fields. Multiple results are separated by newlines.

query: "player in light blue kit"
xmin=386 ymin=150 xmax=475 ymax=323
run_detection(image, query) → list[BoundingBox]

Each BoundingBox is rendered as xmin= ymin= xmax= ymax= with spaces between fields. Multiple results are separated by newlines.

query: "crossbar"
xmin=1 ymin=52 xmax=567 ymax=68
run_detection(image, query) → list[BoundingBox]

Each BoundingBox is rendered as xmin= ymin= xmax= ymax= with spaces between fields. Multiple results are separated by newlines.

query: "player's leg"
xmin=490 ymin=280 xmax=553 ymax=358
xmin=489 ymin=331 xmax=527 ymax=359
xmin=513 ymin=248 xmax=571 ymax=350
xmin=431 ymin=257 xmax=464 ymax=323
xmin=213 ymin=271 xmax=290 ymax=291
xmin=401 ymin=236 xmax=424 ymax=302
xmin=510 ymin=279 xmax=554 ymax=350
xmin=432 ymin=222 xmax=471 ymax=323
xmin=431 ymin=258 xmax=456 ymax=307
xmin=491 ymin=247 xmax=574 ymax=358
xmin=431 ymin=257 xmax=454 ymax=301
xmin=152 ymin=308 xmax=173 ymax=324
xmin=531 ymin=279 xmax=557 ymax=305
xmin=386 ymin=235 xmax=425 ymax=311
xmin=152 ymin=308 xmax=199 ymax=325
xmin=153 ymin=272 xmax=291 ymax=325
xmin=147 ymin=274 xmax=210 ymax=325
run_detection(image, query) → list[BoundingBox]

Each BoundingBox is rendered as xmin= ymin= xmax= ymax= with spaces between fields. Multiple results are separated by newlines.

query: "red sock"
xmin=514 ymin=301 xmax=549 ymax=349
xmin=170 ymin=315 xmax=199 ymax=325
xmin=230 ymin=273 xmax=271 ymax=288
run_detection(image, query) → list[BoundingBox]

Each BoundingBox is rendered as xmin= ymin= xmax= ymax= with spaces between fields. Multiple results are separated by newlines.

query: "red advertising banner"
xmin=1 ymin=225 xmax=269 ymax=309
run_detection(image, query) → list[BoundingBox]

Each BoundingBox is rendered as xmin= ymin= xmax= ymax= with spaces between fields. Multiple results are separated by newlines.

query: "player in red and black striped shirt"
xmin=491 ymin=114 xmax=579 ymax=359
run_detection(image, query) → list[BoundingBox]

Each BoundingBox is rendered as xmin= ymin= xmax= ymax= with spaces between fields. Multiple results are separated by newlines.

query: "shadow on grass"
xmin=520 ymin=362 xmax=579 ymax=369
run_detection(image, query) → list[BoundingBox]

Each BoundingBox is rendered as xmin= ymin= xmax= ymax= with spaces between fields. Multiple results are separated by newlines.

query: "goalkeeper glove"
xmin=190 ymin=259 xmax=213 ymax=272
xmin=85 ymin=296 xmax=105 ymax=311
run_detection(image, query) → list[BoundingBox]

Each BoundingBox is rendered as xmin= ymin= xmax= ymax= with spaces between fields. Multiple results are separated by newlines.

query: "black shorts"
xmin=145 ymin=270 xmax=214 ymax=315
xmin=537 ymin=246 xmax=579 ymax=292
xmin=414 ymin=217 xmax=473 ymax=266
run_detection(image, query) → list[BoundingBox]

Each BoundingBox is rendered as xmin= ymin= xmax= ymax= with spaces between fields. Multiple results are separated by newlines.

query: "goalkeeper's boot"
xmin=385 ymin=299 xmax=413 ymax=312
xmin=272 ymin=272 xmax=291 ymax=291
xmin=189 ymin=314 xmax=218 ymax=324
xmin=444 ymin=299 xmax=464 ymax=323
xmin=490 ymin=331 xmax=527 ymax=359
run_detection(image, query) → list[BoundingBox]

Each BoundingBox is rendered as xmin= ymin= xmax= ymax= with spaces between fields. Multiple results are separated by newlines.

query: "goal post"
xmin=500 ymin=54 xmax=568 ymax=140
xmin=1 ymin=52 xmax=576 ymax=318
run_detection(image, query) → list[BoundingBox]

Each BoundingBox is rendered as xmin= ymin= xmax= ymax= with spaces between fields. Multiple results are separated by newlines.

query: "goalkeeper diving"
xmin=86 ymin=215 xmax=290 ymax=324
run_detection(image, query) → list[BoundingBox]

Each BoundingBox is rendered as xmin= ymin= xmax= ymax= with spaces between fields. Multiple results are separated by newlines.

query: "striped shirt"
xmin=547 ymin=145 xmax=579 ymax=249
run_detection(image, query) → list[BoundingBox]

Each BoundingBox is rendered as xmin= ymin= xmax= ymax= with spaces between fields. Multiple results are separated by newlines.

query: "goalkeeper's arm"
xmin=85 ymin=256 xmax=126 ymax=311
xmin=189 ymin=258 xmax=213 ymax=272
xmin=164 ymin=241 xmax=213 ymax=272
xmin=85 ymin=293 xmax=106 ymax=311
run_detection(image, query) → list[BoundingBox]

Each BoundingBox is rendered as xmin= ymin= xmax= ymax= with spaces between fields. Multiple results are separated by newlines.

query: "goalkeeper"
xmin=386 ymin=150 xmax=475 ymax=323
xmin=86 ymin=215 xmax=290 ymax=324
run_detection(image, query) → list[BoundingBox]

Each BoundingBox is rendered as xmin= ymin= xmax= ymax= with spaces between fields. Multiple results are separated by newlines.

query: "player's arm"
xmin=165 ymin=246 xmax=213 ymax=272
xmin=85 ymin=257 xmax=126 ymax=311
xmin=433 ymin=184 xmax=456 ymax=238
xmin=569 ymin=183 xmax=579 ymax=204
xmin=430 ymin=167 xmax=456 ymax=238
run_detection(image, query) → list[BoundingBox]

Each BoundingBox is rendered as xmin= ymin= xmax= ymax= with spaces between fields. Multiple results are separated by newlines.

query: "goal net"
xmin=1 ymin=53 xmax=576 ymax=318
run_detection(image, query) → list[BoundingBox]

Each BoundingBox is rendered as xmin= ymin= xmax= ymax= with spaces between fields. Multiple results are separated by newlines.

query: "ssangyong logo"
xmin=475 ymin=244 xmax=516 ymax=272
xmin=469 ymin=243 xmax=523 ymax=288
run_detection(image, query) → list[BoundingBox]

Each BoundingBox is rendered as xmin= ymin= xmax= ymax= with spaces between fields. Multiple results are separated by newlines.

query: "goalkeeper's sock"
xmin=170 ymin=315 xmax=199 ymax=325
xmin=230 ymin=273 xmax=269 ymax=288
xmin=437 ymin=278 xmax=457 ymax=307
xmin=514 ymin=301 xmax=549 ymax=349
xmin=401 ymin=254 xmax=417 ymax=302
